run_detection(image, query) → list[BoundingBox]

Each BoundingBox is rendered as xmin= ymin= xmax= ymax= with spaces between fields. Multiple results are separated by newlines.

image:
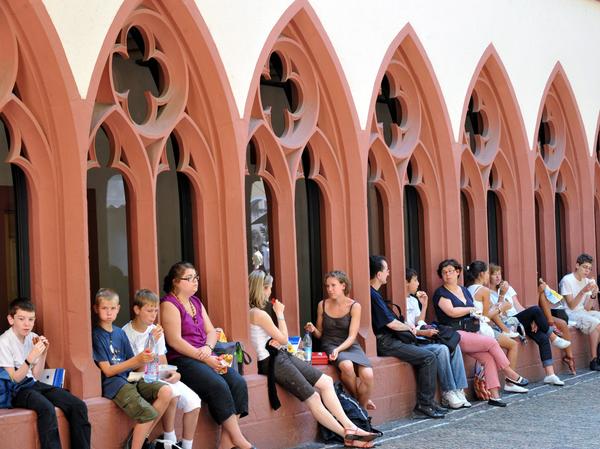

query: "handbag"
xmin=432 ymin=324 xmax=461 ymax=354
xmin=214 ymin=341 xmax=252 ymax=374
xmin=473 ymin=361 xmax=492 ymax=401
xmin=450 ymin=316 xmax=480 ymax=333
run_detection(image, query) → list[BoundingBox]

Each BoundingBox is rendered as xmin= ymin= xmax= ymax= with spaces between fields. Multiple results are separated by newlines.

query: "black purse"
xmin=386 ymin=302 xmax=417 ymax=344
xmin=450 ymin=316 xmax=480 ymax=333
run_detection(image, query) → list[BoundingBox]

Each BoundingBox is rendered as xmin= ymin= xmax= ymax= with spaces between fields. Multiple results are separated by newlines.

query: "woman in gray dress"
xmin=305 ymin=271 xmax=375 ymax=410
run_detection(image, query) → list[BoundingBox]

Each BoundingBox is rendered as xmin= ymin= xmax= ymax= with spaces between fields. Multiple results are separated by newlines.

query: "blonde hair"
xmin=133 ymin=289 xmax=159 ymax=308
xmin=324 ymin=270 xmax=352 ymax=295
xmin=489 ymin=263 xmax=502 ymax=288
xmin=94 ymin=288 xmax=119 ymax=306
xmin=249 ymin=270 xmax=273 ymax=309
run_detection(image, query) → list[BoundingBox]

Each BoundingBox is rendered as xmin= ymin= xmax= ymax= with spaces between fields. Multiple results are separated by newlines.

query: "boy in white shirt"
xmin=123 ymin=289 xmax=201 ymax=449
xmin=559 ymin=253 xmax=600 ymax=370
xmin=0 ymin=298 xmax=91 ymax=449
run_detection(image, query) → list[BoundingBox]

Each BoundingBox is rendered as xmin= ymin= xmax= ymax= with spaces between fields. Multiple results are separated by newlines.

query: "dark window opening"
xmin=295 ymin=149 xmax=323 ymax=327
xmin=465 ymin=96 xmax=485 ymax=155
xmin=535 ymin=196 xmax=543 ymax=279
xmin=460 ymin=191 xmax=472 ymax=266
xmin=260 ymin=52 xmax=298 ymax=137
xmin=487 ymin=190 xmax=503 ymax=266
xmin=245 ymin=140 xmax=274 ymax=276
xmin=555 ymin=194 xmax=567 ymax=281
xmin=367 ymin=160 xmax=385 ymax=257
xmin=112 ymin=26 xmax=164 ymax=125
xmin=0 ymin=116 xmax=30 ymax=332
xmin=376 ymin=74 xmax=404 ymax=147
xmin=404 ymin=185 xmax=424 ymax=290
xmin=87 ymin=126 xmax=131 ymax=325
xmin=538 ymin=118 xmax=552 ymax=162
xmin=157 ymin=133 xmax=195 ymax=290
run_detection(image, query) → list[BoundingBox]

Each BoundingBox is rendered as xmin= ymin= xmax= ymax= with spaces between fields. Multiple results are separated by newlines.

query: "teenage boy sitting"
xmin=559 ymin=253 xmax=600 ymax=370
xmin=123 ymin=289 xmax=201 ymax=449
xmin=0 ymin=298 xmax=91 ymax=449
xmin=92 ymin=288 xmax=175 ymax=449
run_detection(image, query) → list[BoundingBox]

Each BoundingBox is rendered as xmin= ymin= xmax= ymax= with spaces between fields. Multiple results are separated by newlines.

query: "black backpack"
xmin=319 ymin=381 xmax=382 ymax=443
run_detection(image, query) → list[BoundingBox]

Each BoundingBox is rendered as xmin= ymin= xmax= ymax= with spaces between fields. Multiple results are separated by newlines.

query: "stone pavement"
xmin=291 ymin=369 xmax=600 ymax=449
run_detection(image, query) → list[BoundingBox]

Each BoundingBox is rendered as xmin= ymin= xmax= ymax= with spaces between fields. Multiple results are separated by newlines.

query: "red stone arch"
xmin=556 ymin=159 xmax=580 ymax=266
xmin=88 ymin=108 xmax=157 ymax=294
xmin=491 ymin=151 xmax=523 ymax=286
xmin=534 ymin=157 xmax=557 ymax=283
xmin=366 ymin=138 xmax=404 ymax=302
xmin=408 ymin=144 xmax=445 ymax=289
xmin=247 ymin=124 xmax=298 ymax=324
xmin=244 ymin=2 xmax=369 ymax=339
xmin=85 ymin=0 xmax=244 ymax=340
xmin=0 ymin=1 xmax=101 ymax=396
xmin=459 ymin=45 xmax=534 ymax=295
xmin=534 ymin=64 xmax=595 ymax=267
xmin=460 ymin=149 xmax=488 ymax=261
xmin=365 ymin=25 xmax=458 ymax=302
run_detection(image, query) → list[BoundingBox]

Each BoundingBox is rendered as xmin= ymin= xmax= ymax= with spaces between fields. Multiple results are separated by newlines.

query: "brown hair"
xmin=163 ymin=261 xmax=196 ymax=294
xmin=133 ymin=289 xmax=159 ymax=308
xmin=324 ymin=270 xmax=352 ymax=295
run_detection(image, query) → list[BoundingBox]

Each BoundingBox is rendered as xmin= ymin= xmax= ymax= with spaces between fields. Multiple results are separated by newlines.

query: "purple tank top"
xmin=161 ymin=294 xmax=207 ymax=362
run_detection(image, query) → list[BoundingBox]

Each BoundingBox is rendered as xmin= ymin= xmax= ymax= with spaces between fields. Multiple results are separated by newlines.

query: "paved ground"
xmin=291 ymin=369 xmax=600 ymax=449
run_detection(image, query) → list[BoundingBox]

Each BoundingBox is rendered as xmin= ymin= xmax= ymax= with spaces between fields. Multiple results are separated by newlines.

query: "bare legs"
xmin=219 ymin=415 xmax=251 ymax=449
xmin=337 ymin=361 xmax=375 ymax=410
xmin=131 ymin=385 xmax=173 ymax=449
xmin=497 ymin=334 xmax=519 ymax=369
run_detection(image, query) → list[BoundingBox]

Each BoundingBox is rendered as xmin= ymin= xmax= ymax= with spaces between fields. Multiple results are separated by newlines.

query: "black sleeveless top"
xmin=432 ymin=285 xmax=475 ymax=326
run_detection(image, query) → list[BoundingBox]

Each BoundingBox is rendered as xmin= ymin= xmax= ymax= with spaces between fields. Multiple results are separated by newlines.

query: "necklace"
xmin=174 ymin=294 xmax=198 ymax=324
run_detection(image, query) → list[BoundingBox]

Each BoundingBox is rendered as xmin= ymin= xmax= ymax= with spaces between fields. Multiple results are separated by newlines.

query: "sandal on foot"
xmin=562 ymin=356 xmax=576 ymax=375
xmin=344 ymin=439 xmax=374 ymax=448
xmin=344 ymin=428 xmax=379 ymax=443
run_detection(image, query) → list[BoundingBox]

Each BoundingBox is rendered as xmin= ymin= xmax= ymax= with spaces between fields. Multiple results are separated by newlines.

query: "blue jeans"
xmin=419 ymin=343 xmax=468 ymax=391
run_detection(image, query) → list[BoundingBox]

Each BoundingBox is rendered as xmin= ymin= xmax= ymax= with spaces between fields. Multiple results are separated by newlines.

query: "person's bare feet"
xmin=366 ymin=399 xmax=377 ymax=410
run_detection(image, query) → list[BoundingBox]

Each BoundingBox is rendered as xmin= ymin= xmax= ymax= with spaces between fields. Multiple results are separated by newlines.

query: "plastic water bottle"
xmin=143 ymin=332 xmax=159 ymax=382
xmin=302 ymin=332 xmax=312 ymax=363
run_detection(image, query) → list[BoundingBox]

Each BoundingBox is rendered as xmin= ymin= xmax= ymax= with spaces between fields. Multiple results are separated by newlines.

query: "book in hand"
xmin=40 ymin=368 xmax=65 ymax=388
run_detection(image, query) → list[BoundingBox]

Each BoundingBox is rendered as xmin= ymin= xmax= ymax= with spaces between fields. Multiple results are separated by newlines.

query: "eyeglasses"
xmin=179 ymin=275 xmax=199 ymax=282
xmin=441 ymin=268 xmax=457 ymax=276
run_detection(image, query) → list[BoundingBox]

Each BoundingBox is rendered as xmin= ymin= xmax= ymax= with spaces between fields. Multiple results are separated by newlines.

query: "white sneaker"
xmin=543 ymin=374 xmax=565 ymax=386
xmin=442 ymin=390 xmax=464 ymax=409
xmin=551 ymin=336 xmax=571 ymax=349
xmin=502 ymin=331 xmax=520 ymax=338
xmin=454 ymin=389 xmax=471 ymax=407
xmin=504 ymin=383 xmax=528 ymax=393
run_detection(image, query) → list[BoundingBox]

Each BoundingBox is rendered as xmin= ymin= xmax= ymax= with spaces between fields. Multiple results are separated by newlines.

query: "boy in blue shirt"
xmin=92 ymin=288 xmax=175 ymax=449
xmin=0 ymin=298 xmax=91 ymax=449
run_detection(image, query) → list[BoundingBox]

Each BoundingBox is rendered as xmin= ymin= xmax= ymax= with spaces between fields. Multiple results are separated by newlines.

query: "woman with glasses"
xmin=161 ymin=262 xmax=256 ymax=449
xmin=432 ymin=259 xmax=528 ymax=407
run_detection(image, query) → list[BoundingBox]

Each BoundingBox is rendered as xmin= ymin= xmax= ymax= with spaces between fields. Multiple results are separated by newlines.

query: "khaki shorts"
xmin=113 ymin=379 xmax=167 ymax=423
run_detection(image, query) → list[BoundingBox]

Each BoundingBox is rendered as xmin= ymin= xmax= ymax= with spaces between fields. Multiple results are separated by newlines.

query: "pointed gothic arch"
xmin=365 ymin=26 xmax=457 ymax=303
xmin=533 ymin=64 xmax=595 ymax=281
xmin=459 ymin=45 xmax=534 ymax=295
xmin=244 ymin=2 xmax=367 ymax=337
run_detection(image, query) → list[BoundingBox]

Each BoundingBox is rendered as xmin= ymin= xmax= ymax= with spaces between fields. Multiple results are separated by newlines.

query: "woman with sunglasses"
xmin=161 ymin=262 xmax=256 ymax=449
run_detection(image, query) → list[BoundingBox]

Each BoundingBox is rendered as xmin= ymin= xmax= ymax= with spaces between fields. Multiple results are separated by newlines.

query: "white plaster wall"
xmin=41 ymin=0 xmax=600 ymax=152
